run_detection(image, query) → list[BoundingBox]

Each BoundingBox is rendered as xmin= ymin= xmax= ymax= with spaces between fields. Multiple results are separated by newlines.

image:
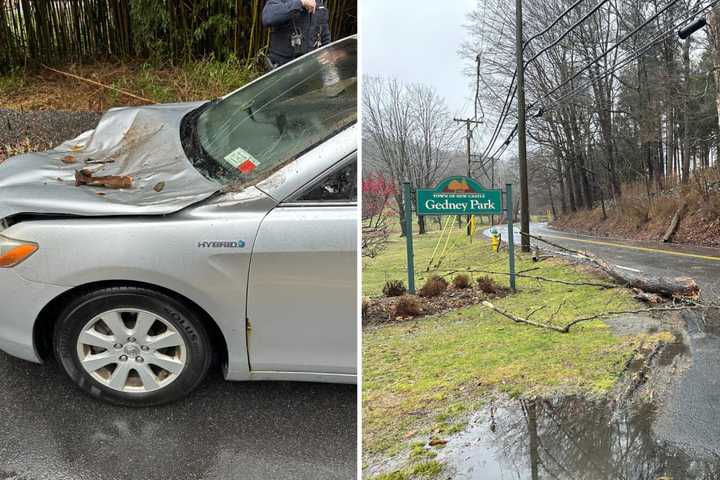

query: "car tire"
xmin=53 ymin=286 xmax=212 ymax=407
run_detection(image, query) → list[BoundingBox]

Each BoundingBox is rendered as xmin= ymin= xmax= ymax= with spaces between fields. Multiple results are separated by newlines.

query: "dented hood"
xmin=0 ymin=102 xmax=222 ymax=220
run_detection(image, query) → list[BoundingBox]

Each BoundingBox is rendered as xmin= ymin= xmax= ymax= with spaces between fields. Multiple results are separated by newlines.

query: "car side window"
xmin=297 ymin=160 xmax=357 ymax=202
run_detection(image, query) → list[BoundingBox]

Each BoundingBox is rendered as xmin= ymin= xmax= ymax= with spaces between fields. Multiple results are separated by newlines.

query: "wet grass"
xmin=362 ymin=224 xmax=672 ymax=478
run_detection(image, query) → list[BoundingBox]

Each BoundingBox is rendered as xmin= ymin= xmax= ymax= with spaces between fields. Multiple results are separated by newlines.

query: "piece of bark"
xmin=75 ymin=169 xmax=132 ymax=189
xmin=632 ymin=288 xmax=664 ymax=304
xmin=663 ymin=202 xmax=687 ymax=243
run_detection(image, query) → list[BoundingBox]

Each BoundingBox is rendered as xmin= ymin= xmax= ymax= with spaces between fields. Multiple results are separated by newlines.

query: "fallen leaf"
xmin=403 ymin=430 xmax=417 ymax=439
xmin=62 ymin=155 xmax=76 ymax=164
xmin=429 ymin=438 xmax=448 ymax=447
xmin=70 ymin=144 xmax=85 ymax=152
xmin=153 ymin=181 xmax=165 ymax=192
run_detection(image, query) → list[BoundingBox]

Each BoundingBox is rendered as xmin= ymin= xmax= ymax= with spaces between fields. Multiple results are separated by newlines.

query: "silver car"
xmin=0 ymin=37 xmax=357 ymax=406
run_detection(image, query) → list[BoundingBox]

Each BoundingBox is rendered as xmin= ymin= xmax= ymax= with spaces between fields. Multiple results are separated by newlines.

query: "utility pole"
xmin=454 ymin=117 xmax=483 ymax=235
xmin=453 ymin=118 xmax=484 ymax=176
xmin=515 ymin=0 xmax=530 ymax=252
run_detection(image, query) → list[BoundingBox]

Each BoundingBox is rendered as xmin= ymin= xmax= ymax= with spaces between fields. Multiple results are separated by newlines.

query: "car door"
xmin=246 ymin=156 xmax=357 ymax=376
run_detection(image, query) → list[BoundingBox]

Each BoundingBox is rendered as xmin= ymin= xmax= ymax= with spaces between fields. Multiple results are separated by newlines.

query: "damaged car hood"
xmin=0 ymin=102 xmax=222 ymax=220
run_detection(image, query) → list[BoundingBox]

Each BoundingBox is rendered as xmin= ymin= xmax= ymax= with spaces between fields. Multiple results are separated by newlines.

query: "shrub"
xmin=394 ymin=295 xmax=423 ymax=317
xmin=383 ymin=279 xmax=407 ymax=297
xmin=453 ymin=273 xmax=471 ymax=289
xmin=476 ymin=276 xmax=500 ymax=294
xmin=418 ymin=275 xmax=448 ymax=298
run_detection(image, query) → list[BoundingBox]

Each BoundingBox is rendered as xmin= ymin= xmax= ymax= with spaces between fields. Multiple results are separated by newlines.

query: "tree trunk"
xmin=417 ymin=215 xmax=426 ymax=235
xmin=708 ymin=9 xmax=720 ymax=138
xmin=682 ymin=38 xmax=691 ymax=183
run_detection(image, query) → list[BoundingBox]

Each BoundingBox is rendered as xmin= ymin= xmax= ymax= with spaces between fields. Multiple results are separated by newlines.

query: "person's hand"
xmin=301 ymin=0 xmax=316 ymax=13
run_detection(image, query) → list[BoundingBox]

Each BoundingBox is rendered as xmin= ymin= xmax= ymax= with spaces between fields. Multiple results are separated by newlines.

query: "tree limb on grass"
xmin=443 ymin=268 xmax=619 ymax=289
xmin=483 ymin=301 xmax=719 ymax=333
xmin=41 ymin=64 xmax=156 ymax=104
xmin=482 ymin=301 xmax=567 ymax=333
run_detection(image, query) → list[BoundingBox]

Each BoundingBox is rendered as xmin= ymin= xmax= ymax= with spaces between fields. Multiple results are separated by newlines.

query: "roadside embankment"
xmin=551 ymin=174 xmax=720 ymax=248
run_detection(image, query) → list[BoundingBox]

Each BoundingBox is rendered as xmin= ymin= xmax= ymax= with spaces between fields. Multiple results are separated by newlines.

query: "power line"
xmin=523 ymin=0 xmax=589 ymax=47
xmin=534 ymin=0 xmax=682 ymax=105
xmin=540 ymin=0 xmax=720 ymax=110
xmin=484 ymin=0 xmax=718 ymax=166
xmin=477 ymin=0 xmax=603 ymax=168
xmin=524 ymin=0 xmax=611 ymax=68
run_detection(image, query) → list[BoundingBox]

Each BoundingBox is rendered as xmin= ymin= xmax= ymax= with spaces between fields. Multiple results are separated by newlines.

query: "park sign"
xmin=416 ymin=176 xmax=502 ymax=215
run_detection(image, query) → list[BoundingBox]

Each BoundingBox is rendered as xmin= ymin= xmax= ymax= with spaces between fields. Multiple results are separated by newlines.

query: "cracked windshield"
xmin=195 ymin=38 xmax=357 ymax=187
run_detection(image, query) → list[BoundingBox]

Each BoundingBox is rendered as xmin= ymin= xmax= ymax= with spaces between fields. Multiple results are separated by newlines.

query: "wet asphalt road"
xmin=0 ymin=351 xmax=356 ymax=480
xmin=489 ymin=223 xmax=720 ymax=457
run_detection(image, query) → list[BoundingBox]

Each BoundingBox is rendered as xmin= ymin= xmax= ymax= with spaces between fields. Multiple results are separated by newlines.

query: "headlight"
xmin=0 ymin=235 xmax=38 ymax=268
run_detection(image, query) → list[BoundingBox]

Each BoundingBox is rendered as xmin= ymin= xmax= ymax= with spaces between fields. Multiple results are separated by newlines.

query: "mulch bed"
xmin=364 ymin=284 xmax=508 ymax=326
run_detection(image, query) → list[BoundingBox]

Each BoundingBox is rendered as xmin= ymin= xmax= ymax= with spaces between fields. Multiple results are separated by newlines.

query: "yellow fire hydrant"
xmin=490 ymin=227 xmax=502 ymax=252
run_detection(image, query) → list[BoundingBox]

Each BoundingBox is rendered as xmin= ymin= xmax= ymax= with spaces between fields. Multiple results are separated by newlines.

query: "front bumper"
xmin=0 ymin=268 xmax=67 ymax=363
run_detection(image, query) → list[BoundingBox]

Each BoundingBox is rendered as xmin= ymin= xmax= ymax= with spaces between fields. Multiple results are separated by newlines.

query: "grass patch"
xmin=373 ymin=460 xmax=444 ymax=480
xmin=0 ymin=58 xmax=259 ymax=112
xmin=363 ymin=225 xmax=668 ymax=475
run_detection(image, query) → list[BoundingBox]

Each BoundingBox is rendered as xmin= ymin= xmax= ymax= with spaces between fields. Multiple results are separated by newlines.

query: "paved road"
xmin=486 ymin=223 xmax=720 ymax=456
xmin=0 ymin=352 xmax=356 ymax=480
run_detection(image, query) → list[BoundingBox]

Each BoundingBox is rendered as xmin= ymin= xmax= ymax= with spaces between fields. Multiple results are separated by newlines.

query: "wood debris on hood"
xmin=75 ymin=169 xmax=133 ymax=189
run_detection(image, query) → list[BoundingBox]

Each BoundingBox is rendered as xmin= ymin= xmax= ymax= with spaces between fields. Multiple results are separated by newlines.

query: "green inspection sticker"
xmin=224 ymin=146 xmax=257 ymax=169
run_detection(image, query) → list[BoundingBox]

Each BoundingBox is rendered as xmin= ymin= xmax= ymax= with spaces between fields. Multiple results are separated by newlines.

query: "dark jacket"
xmin=262 ymin=0 xmax=332 ymax=66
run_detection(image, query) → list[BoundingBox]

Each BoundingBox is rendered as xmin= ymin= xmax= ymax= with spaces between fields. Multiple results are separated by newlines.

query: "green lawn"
xmin=362 ymin=224 xmax=671 ymax=478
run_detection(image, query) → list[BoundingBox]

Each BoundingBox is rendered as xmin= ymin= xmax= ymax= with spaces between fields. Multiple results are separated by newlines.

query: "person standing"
xmin=262 ymin=0 xmax=332 ymax=69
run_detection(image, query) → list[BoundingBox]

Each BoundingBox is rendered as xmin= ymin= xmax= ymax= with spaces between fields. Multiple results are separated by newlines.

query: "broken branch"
xmin=482 ymin=301 xmax=567 ymax=333
xmin=483 ymin=301 xmax=720 ymax=334
xmin=442 ymin=268 xmax=618 ymax=289
xmin=41 ymin=64 xmax=155 ymax=104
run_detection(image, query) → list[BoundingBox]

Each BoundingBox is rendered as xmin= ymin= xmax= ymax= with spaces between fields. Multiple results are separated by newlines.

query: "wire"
xmin=523 ymin=0 xmax=589 ymax=47
xmin=540 ymin=0 xmax=720 ymax=110
xmin=476 ymin=0 xmax=598 ymax=167
xmin=534 ymin=0 xmax=683 ymax=105
xmin=524 ymin=0 xmax=611 ymax=68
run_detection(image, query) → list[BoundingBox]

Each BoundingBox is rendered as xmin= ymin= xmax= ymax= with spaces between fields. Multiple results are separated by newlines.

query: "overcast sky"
xmin=361 ymin=0 xmax=478 ymax=118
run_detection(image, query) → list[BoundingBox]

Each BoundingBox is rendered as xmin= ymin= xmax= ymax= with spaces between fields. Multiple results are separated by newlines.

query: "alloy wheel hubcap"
xmin=75 ymin=308 xmax=187 ymax=393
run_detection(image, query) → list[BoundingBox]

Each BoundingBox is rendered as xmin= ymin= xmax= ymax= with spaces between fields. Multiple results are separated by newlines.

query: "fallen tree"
xmin=529 ymin=233 xmax=700 ymax=299
xmin=662 ymin=202 xmax=686 ymax=243
xmin=591 ymin=256 xmax=699 ymax=299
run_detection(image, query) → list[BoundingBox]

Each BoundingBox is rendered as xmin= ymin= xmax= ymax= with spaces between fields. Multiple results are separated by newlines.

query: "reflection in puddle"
xmin=440 ymin=397 xmax=720 ymax=479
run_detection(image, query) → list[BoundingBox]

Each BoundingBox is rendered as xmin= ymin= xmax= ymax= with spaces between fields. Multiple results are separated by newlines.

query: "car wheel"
xmin=53 ymin=286 xmax=212 ymax=407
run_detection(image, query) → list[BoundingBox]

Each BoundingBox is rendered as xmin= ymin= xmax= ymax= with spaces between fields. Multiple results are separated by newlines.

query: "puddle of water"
xmin=438 ymin=396 xmax=720 ymax=479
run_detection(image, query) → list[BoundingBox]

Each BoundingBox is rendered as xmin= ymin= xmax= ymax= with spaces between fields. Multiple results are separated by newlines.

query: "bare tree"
xmin=363 ymin=76 xmax=414 ymax=236
xmin=362 ymin=77 xmax=459 ymax=235
xmin=407 ymin=83 xmax=458 ymax=233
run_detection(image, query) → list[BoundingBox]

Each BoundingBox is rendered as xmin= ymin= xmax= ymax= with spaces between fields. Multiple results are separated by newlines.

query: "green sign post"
xmin=402 ymin=177 xmax=516 ymax=293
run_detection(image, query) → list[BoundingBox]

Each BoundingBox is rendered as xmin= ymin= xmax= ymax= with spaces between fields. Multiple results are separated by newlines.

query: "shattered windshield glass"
xmin=186 ymin=37 xmax=357 ymax=188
